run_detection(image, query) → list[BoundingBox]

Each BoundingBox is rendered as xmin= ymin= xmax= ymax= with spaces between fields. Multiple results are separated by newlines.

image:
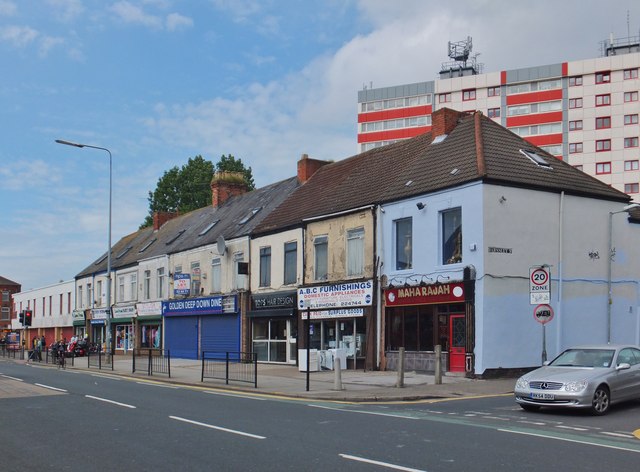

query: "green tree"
xmin=216 ymin=154 xmax=255 ymax=191
xmin=140 ymin=154 xmax=255 ymax=228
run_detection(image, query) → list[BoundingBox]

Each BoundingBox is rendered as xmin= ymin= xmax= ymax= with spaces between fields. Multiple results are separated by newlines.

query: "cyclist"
xmin=56 ymin=340 xmax=66 ymax=369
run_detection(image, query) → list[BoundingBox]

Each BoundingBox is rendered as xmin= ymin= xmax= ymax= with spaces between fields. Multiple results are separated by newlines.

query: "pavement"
xmin=12 ymin=353 xmax=517 ymax=402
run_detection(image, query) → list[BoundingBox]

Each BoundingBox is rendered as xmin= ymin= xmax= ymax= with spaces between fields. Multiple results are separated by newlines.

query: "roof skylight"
xmin=138 ymin=238 xmax=157 ymax=253
xmin=199 ymin=220 xmax=219 ymax=236
xmin=520 ymin=149 xmax=552 ymax=169
xmin=166 ymin=229 xmax=186 ymax=245
xmin=238 ymin=208 xmax=262 ymax=225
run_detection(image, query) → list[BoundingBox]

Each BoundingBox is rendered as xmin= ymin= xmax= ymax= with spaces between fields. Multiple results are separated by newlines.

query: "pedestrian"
xmin=36 ymin=336 xmax=42 ymax=361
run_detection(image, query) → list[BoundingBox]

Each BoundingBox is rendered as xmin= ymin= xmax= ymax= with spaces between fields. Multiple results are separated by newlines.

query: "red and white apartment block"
xmin=357 ymin=35 xmax=640 ymax=198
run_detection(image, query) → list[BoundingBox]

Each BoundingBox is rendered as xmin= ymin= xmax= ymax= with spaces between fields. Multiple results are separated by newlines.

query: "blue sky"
xmin=1 ymin=0 xmax=639 ymax=291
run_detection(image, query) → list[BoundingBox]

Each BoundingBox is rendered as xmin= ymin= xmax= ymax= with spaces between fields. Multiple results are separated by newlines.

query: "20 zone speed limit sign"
xmin=529 ymin=266 xmax=550 ymax=293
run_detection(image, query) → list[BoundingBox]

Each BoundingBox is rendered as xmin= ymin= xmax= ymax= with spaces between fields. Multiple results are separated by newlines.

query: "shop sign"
xmin=92 ymin=308 xmax=110 ymax=320
xmin=162 ymin=295 xmax=237 ymax=317
xmin=251 ymin=291 xmax=296 ymax=311
xmin=90 ymin=319 xmax=105 ymax=325
xmin=173 ymin=273 xmax=191 ymax=296
xmin=301 ymin=308 xmax=364 ymax=320
xmin=298 ymin=280 xmax=373 ymax=310
xmin=113 ymin=305 xmax=137 ymax=318
xmin=385 ymin=282 xmax=465 ymax=307
xmin=136 ymin=301 xmax=162 ymax=317
xmin=72 ymin=309 xmax=85 ymax=320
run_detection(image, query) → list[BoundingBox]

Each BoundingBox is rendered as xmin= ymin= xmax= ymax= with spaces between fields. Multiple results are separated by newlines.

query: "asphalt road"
xmin=1 ymin=361 xmax=639 ymax=471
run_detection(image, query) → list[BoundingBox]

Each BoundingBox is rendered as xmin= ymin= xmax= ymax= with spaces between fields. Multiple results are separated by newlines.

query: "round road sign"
xmin=530 ymin=268 xmax=549 ymax=286
xmin=533 ymin=304 xmax=554 ymax=325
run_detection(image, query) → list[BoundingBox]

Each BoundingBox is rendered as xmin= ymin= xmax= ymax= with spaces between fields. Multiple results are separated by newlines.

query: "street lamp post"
xmin=56 ymin=139 xmax=113 ymax=354
xmin=606 ymin=203 xmax=640 ymax=344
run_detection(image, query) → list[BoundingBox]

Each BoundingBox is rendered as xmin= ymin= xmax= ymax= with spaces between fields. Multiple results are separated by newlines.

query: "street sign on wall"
xmin=533 ymin=304 xmax=554 ymax=325
xmin=529 ymin=266 xmax=550 ymax=305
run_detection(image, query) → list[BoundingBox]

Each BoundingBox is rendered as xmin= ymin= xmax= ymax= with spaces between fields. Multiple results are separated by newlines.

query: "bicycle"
xmin=56 ymin=346 xmax=66 ymax=369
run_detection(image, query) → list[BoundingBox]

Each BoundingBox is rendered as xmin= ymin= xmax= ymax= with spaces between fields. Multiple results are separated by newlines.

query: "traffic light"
xmin=24 ymin=310 xmax=32 ymax=327
xmin=19 ymin=311 xmax=24 ymax=324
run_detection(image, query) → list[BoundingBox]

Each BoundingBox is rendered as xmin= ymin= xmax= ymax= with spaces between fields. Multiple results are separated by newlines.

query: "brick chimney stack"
xmin=211 ymin=171 xmax=248 ymax=208
xmin=431 ymin=107 xmax=468 ymax=138
xmin=153 ymin=211 xmax=179 ymax=231
xmin=297 ymin=154 xmax=329 ymax=184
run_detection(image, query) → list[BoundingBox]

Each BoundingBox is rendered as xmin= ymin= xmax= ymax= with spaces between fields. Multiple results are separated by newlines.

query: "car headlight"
xmin=564 ymin=380 xmax=588 ymax=392
xmin=515 ymin=377 xmax=529 ymax=389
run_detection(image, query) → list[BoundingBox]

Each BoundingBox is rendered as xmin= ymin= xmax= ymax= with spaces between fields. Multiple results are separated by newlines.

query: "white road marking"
xmin=556 ymin=425 xmax=589 ymax=432
xmin=203 ymin=391 xmax=267 ymax=400
xmin=340 ymin=453 xmax=427 ymax=472
xmin=90 ymin=373 xmax=122 ymax=381
xmin=499 ymin=429 xmax=640 ymax=453
xmin=601 ymin=432 xmax=634 ymax=438
xmin=135 ymin=381 xmax=179 ymax=389
xmin=85 ymin=395 xmax=136 ymax=409
xmin=308 ymin=404 xmax=417 ymax=420
xmin=35 ymin=383 xmax=67 ymax=392
xmin=1 ymin=375 xmax=23 ymax=382
xmin=169 ymin=416 xmax=265 ymax=439
xmin=518 ymin=420 xmax=546 ymax=426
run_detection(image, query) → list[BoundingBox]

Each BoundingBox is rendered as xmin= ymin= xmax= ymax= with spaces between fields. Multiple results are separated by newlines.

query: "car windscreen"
xmin=549 ymin=349 xmax=615 ymax=368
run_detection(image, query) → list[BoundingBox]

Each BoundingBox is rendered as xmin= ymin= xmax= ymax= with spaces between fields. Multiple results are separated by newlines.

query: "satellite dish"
xmin=216 ymin=235 xmax=227 ymax=255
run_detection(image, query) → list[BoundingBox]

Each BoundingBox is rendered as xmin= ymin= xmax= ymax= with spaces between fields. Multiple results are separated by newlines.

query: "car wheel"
xmin=519 ymin=404 xmax=541 ymax=412
xmin=591 ymin=386 xmax=610 ymax=415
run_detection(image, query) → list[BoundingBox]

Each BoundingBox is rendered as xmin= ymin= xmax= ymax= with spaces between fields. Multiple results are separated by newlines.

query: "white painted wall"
xmin=11 ymin=280 xmax=75 ymax=329
xmin=381 ymin=180 xmax=640 ymax=374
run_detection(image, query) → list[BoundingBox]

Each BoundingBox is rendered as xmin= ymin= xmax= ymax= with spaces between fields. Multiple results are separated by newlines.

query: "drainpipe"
xmin=375 ymin=204 xmax=385 ymax=370
xmin=556 ymin=191 xmax=564 ymax=354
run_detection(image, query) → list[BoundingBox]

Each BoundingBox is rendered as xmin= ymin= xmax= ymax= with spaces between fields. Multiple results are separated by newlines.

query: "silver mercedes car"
xmin=514 ymin=345 xmax=640 ymax=415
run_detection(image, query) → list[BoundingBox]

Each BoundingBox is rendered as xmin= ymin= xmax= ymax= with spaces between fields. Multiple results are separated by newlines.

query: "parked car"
xmin=514 ymin=345 xmax=640 ymax=415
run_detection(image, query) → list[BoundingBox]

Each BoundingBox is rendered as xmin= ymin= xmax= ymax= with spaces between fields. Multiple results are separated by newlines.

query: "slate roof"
xmin=255 ymin=110 xmax=629 ymax=234
xmin=0 ymin=276 xmax=20 ymax=286
xmin=76 ymin=176 xmax=300 ymax=279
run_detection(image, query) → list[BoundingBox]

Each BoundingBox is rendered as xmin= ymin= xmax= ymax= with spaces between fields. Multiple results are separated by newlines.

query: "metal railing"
xmin=133 ymin=349 xmax=171 ymax=377
xmin=0 ymin=344 xmax=21 ymax=359
xmin=87 ymin=347 xmax=113 ymax=370
xmin=201 ymin=351 xmax=257 ymax=388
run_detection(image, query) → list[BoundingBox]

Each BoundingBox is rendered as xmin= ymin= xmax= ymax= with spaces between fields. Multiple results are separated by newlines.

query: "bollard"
xmin=333 ymin=357 xmax=344 ymax=390
xmin=435 ymin=344 xmax=442 ymax=385
xmin=396 ymin=347 xmax=405 ymax=388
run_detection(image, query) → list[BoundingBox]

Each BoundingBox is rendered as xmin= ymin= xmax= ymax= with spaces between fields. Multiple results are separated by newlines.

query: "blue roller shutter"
xmin=201 ymin=315 xmax=240 ymax=354
xmin=165 ymin=316 xmax=198 ymax=359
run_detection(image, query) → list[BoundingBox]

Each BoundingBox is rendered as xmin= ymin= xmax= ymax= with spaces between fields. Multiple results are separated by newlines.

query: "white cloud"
xmin=166 ymin=12 xmax=193 ymax=31
xmin=0 ymin=25 xmax=39 ymax=47
xmin=46 ymin=0 xmax=84 ymax=22
xmin=39 ymin=35 xmax=65 ymax=56
xmin=110 ymin=1 xmax=163 ymax=29
xmin=210 ymin=0 xmax=262 ymax=23
xmin=0 ymin=0 xmax=16 ymax=16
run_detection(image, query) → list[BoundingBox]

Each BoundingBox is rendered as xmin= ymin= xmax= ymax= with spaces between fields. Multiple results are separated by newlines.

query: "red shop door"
xmin=449 ymin=314 xmax=465 ymax=372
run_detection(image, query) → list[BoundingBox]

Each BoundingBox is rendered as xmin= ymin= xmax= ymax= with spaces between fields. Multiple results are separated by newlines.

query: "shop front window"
xmin=442 ymin=208 xmax=462 ymax=264
xmin=115 ymin=324 xmax=134 ymax=351
xmin=252 ymin=318 xmax=289 ymax=363
xmin=141 ymin=324 xmax=161 ymax=349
